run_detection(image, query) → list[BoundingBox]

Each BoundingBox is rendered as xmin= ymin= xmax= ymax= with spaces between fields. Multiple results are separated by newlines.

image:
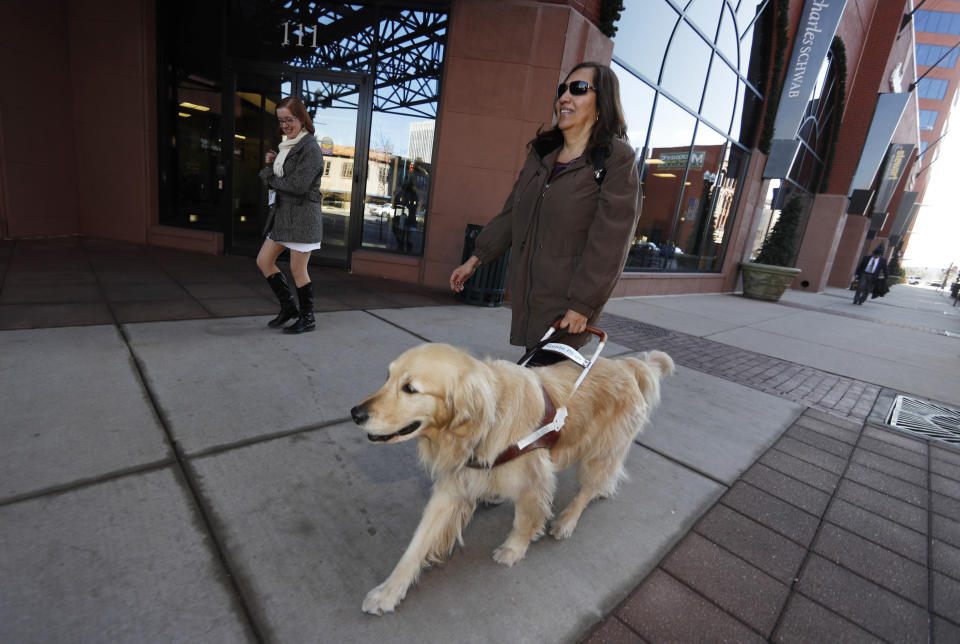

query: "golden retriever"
xmin=350 ymin=343 xmax=674 ymax=615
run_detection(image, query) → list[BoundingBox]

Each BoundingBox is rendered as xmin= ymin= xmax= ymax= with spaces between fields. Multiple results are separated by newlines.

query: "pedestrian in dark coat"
xmin=449 ymin=62 xmax=641 ymax=363
xmin=256 ymin=97 xmax=325 ymax=334
xmin=853 ymin=246 xmax=888 ymax=305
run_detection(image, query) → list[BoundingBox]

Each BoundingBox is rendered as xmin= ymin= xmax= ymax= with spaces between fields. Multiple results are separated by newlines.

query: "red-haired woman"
xmin=256 ymin=97 xmax=325 ymax=334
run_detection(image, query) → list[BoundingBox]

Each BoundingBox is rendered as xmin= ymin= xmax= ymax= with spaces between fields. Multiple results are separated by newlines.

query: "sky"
xmin=905 ymin=124 xmax=960 ymax=270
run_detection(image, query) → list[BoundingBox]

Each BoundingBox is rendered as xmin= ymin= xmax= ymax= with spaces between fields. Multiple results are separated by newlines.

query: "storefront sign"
xmin=888 ymin=190 xmax=919 ymax=246
xmin=772 ymin=0 xmax=848 ymax=140
xmin=847 ymin=93 xmax=912 ymax=206
xmin=282 ymin=22 xmax=321 ymax=47
xmin=657 ymin=150 xmax=705 ymax=169
xmin=320 ymin=136 xmax=334 ymax=155
xmin=871 ymin=143 xmax=914 ymax=216
xmin=764 ymin=0 xmax=847 ymax=179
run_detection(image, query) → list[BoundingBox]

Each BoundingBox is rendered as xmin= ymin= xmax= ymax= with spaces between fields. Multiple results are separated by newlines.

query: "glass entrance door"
xmin=298 ymin=76 xmax=366 ymax=266
xmin=227 ymin=69 xmax=367 ymax=267
xmin=229 ymin=71 xmax=292 ymax=256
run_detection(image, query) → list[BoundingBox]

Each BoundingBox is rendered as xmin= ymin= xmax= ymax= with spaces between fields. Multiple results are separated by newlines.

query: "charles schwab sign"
xmin=764 ymin=0 xmax=847 ymax=179
xmin=773 ymin=0 xmax=848 ymax=138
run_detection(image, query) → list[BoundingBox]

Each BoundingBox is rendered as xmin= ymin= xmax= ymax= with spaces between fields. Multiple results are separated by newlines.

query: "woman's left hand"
xmin=558 ymin=309 xmax=588 ymax=334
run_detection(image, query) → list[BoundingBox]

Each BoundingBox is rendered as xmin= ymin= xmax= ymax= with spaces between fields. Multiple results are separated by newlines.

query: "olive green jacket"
xmin=473 ymin=136 xmax=641 ymax=349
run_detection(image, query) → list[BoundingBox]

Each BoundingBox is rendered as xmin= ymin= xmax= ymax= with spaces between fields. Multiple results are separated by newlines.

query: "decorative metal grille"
xmin=248 ymin=1 xmax=447 ymax=118
xmin=886 ymin=395 xmax=960 ymax=446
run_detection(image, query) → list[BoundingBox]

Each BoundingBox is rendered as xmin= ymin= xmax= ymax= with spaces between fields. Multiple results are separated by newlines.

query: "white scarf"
xmin=273 ymin=130 xmax=309 ymax=177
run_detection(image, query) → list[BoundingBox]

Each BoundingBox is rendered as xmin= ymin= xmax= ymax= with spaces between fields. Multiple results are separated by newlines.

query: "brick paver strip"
xmin=599 ymin=312 xmax=881 ymax=422
xmin=825 ymin=498 xmax=928 ymax=566
xmin=775 ymin=594 xmax=879 ymax=643
xmin=933 ymin=514 xmax=960 ymax=550
xmin=933 ymin=492 xmax=960 ymax=523
xmin=660 ymin=532 xmax=790 ymax=636
xmin=582 ymin=408 xmax=960 ymax=642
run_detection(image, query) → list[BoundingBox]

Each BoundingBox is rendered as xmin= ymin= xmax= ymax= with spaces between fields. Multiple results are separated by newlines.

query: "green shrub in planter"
xmin=755 ymin=193 xmax=803 ymax=267
xmin=740 ymin=194 xmax=804 ymax=300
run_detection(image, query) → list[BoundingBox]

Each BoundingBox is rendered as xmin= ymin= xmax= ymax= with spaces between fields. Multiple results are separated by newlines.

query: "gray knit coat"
xmin=259 ymin=135 xmax=324 ymax=243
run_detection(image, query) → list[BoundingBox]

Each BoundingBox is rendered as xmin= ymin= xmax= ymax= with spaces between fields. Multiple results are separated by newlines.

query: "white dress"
xmin=267 ymin=235 xmax=322 ymax=253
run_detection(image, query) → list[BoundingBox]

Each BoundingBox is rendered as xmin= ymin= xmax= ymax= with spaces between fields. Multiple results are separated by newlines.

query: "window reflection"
xmin=749 ymin=181 xmax=808 ymax=260
xmin=715 ymin=5 xmax=739 ymax=62
xmin=662 ymin=21 xmax=712 ymax=108
xmin=684 ymin=0 xmax=723 ymax=35
xmin=737 ymin=0 xmax=768 ymax=29
xmin=361 ymin=113 xmax=434 ymax=255
xmin=616 ymin=2 xmax=679 ymax=81
xmin=614 ymin=0 xmax=772 ymax=273
xmin=673 ymin=126 xmax=727 ymax=271
xmin=702 ymin=58 xmax=738 ymax=134
xmin=166 ymin=76 xmax=223 ymax=229
xmin=627 ymin=98 xmax=696 ymax=270
xmin=616 ymin=63 xmax=656 ymax=148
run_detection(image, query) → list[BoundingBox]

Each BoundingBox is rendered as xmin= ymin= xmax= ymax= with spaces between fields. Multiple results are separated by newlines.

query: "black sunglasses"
xmin=556 ymin=80 xmax=596 ymax=99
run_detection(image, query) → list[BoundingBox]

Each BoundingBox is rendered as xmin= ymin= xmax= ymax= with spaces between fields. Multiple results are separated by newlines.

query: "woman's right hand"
xmin=449 ymin=256 xmax=481 ymax=292
xmin=265 ymin=150 xmax=277 ymax=164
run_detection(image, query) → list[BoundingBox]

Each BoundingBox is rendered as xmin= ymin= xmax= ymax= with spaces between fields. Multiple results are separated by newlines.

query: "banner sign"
xmin=771 ymin=0 xmax=848 ymax=141
xmin=848 ymin=92 xmax=912 ymax=197
xmin=871 ymin=143 xmax=914 ymax=215
xmin=889 ymin=190 xmax=919 ymax=243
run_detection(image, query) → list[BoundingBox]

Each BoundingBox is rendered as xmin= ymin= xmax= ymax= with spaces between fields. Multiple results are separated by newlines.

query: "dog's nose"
xmin=351 ymin=405 xmax=368 ymax=425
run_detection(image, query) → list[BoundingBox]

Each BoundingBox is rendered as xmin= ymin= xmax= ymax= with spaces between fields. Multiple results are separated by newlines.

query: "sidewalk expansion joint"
xmin=0 ymin=459 xmax=175 ymax=508
xmin=115 ymin=324 xmax=268 ymax=643
xmin=632 ymin=439 xmax=730 ymax=489
xmin=364 ymin=309 xmax=432 ymax=342
xmin=186 ymin=417 xmax=353 ymax=461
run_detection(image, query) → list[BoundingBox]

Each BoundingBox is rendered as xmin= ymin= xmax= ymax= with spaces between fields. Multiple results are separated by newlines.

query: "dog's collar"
xmin=465 ymin=386 xmax=559 ymax=469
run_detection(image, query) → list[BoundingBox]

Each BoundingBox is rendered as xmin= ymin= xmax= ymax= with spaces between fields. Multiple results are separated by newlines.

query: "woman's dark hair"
xmin=275 ymin=97 xmax=315 ymax=136
xmin=530 ymin=62 xmax=628 ymax=155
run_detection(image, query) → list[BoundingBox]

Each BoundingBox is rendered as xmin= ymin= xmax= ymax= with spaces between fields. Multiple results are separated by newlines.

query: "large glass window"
xmin=157 ymin=0 xmax=447 ymax=262
xmin=614 ymin=2 xmax=679 ymax=81
xmin=920 ymin=109 xmax=939 ymax=130
xmin=627 ymin=97 xmax=696 ymax=270
xmin=661 ymin=21 xmax=712 ymax=108
xmin=916 ymin=43 xmax=960 ymax=68
xmin=615 ymin=0 xmax=771 ymax=273
xmin=915 ymin=10 xmax=960 ymax=36
xmin=918 ymin=77 xmax=950 ymax=100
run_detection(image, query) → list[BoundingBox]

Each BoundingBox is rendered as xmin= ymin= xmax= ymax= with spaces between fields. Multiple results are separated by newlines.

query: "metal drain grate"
xmin=887 ymin=395 xmax=960 ymax=446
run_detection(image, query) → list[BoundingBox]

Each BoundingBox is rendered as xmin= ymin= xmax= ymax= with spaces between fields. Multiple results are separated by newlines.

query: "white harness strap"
xmin=515 ymin=328 xmax=607 ymax=450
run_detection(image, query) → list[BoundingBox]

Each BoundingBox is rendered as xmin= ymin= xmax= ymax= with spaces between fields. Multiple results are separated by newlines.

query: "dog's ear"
xmin=418 ymin=366 xmax=497 ymax=475
xmin=446 ymin=363 xmax=497 ymax=439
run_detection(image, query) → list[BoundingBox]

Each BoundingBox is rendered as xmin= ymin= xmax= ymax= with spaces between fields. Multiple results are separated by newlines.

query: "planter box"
xmin=740 ymin=262 xmax=801 ymax=301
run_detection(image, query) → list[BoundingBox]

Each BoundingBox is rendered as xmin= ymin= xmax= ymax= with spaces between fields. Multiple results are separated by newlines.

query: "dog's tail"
xmin=624 ymin=350 xmax=675 ymax=403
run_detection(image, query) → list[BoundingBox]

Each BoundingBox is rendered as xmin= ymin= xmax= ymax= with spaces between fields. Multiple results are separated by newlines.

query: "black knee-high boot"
xmin=284 ymin=282 xmax=316 ymax=334
xmin=266 ymin=272 xmax=299 ymax=328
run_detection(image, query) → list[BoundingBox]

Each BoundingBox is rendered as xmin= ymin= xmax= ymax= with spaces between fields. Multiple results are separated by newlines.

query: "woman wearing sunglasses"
xmin=449 ymin=62 xmax=641 ymax=363
xmin=256 ymin=96 xmax=325 ymax=334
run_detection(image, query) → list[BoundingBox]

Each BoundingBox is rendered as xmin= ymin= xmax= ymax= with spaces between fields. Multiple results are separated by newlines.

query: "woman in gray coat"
xmin=449 ymin=62 xmax=641 ymax=364
xmin=256 ymin=97 xmax=325 ymax=334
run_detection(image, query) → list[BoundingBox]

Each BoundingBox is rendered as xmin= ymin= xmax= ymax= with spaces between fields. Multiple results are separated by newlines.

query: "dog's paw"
xmin=549 ymin=518 xmax=577 ymax=540
xmin=361 ymin=582 xmax=403 ymax=615
xmin=493 ymin=543 xmax=527 ymax=567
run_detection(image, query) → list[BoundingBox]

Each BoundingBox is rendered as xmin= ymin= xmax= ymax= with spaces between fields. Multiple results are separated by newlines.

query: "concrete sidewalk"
xmin=1 ymin=238 xmax=959 ymax=642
